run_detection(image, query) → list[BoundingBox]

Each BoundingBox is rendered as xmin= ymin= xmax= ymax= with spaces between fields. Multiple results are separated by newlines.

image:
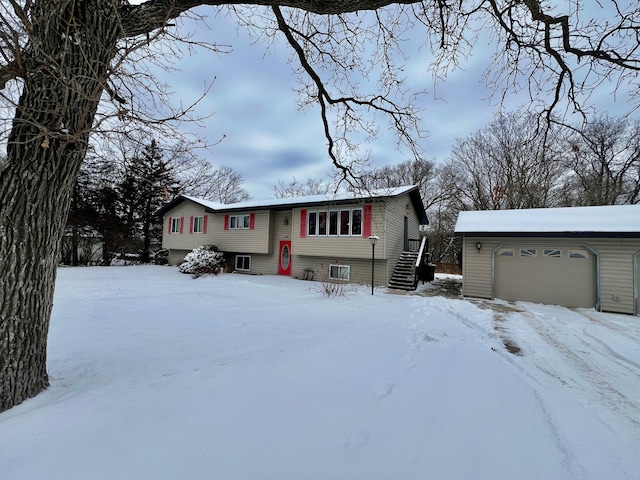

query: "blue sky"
xmin=155 ymin=6 xmax=631 ymax=200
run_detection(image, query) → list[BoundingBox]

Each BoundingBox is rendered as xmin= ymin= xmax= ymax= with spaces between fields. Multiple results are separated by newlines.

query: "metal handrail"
xmin=415 ymin=237 xmax=427 ymax=268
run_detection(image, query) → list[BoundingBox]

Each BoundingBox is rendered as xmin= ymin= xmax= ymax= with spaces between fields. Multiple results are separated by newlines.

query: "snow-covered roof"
xmin=210 ymin=185 xmax=418 ymax=211
xmin=157 ymin=185 xmax=428 ymax=224
xmin=455 ymin=205 xmax=640 ymax=235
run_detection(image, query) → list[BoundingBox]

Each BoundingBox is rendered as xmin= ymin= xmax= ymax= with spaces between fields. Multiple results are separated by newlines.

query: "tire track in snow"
xmin=517 ymin=308 xmax=640 ymax=430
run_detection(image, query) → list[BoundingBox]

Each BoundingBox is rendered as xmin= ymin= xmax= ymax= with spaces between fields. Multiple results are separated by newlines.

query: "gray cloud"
xmin=151 ymin=8 xmax=633 ymax=200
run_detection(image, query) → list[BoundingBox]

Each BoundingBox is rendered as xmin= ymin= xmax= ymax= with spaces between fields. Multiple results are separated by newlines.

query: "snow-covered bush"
xmin=178 ymin=245 xmax=225 ymax=278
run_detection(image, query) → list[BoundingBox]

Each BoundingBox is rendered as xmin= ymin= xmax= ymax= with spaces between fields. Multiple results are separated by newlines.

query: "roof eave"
xmin=456 ymin=231 xmax=640 ymax=238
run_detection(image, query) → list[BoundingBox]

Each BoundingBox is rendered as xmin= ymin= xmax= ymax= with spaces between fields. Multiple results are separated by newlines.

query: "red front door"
xmin=278 ymin=240 xmax=292 ymax=275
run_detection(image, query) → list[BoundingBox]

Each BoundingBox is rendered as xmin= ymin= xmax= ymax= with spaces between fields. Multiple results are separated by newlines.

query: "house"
xmin=454 ymin=205 xmax=640 ymax=315
xmin=156 ymin=186 xmax=429 ymax=289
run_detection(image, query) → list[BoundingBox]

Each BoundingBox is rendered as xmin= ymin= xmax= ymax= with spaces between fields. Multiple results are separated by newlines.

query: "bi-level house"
xmin=156 ymin=186 xmax=429 ymax=289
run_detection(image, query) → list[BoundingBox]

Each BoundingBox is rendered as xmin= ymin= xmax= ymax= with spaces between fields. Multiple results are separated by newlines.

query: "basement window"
xmin=329 ymin=264 xmax=350 ymax=281
xmin=235 ymin=255 xmax=251 ymax=271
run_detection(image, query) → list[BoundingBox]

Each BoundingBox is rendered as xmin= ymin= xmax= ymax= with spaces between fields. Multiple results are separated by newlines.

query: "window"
xmin=193 ymin=216 xmax=204 ymax=234
xmin=520 ymin=248 xmax=537 ymax=257
xmin=543 ymin=248 xmax=561 ymax=258
xmin=351 ymin=209 xmax=362 ymax=235
xmin=340 ymin=210 xmax=351 ymax=235
xmin=329 ymin=264 xmax=350 ymax=281
xmin=498 ymin=248 xmax=514 ymax=257
xmin=329 ymin=211 xmax=338 ymax=236
xmin=569 ymin=249 xmax=588 ymax=259
xmin=230 ymin=214 xmax=251 ymax=229
xmin=308 ymin=211 xmax=318 ymax=236
xmin=306 ymin=208 xmax=363 ymax=237
xmin=171 ymin=217 xmax=181 ymax=234
xmin=318 ymin=212 xmax=327 ymax=235
xmin=235 ymin=255 xmax=251 ymax=271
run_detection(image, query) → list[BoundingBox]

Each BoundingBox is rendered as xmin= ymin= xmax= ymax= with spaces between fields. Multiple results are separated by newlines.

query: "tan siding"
xmin=208 ymin=210 xmax=272 ymax=254
xmin=293 ymin=256 xmax=388 ymax=287
xmin=292 ymin=203 xmax=387 ymax=260
xmin=232 ymin=253 xmax=277 ymax=276
xmin=462 ymin=236 xmax=640 ymax=315
xmin=162 ymin=201 xmax=216 ymax=252
xmin=596 ymin=238 xmax=638 ymax=314
xmin=383 ymin=193 xmax=422 ymax=283
xmin=290 ymin=194 xmax=422 ymax=286
xmin=229 ymin=211 xmax=294 ymax=276
xmin=461 ymin=237 xmax=496 ymax=299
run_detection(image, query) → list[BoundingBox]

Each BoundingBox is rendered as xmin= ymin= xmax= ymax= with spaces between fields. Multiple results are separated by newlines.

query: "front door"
xmin=278 ymin=240 xmax=292 ymax=275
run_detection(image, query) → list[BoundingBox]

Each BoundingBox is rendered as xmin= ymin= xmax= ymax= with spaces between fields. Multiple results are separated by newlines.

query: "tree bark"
xmin=0 ymin=0 xmax=120 ymax=412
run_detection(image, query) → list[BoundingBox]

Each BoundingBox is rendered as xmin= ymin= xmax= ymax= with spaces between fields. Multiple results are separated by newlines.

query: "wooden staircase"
xmin=388 ymin=250 xmax=420 ymax=291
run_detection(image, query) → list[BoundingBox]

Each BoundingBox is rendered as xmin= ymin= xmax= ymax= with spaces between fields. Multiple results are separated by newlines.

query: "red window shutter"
xmin=168 ymin=217 xmax=172 ymax=234
xmin=203 ymin=215 xmax=208 ymax=234
xmin=300 ymin=209 xmax=307 ymax=238
xmin=224 ymin=215 xmax=229 ymax=230
xmin=180 ymin=216 xmax=184 ymax=234
xmin=363 ymin=205 xmax=372 ymax=238
xmin=250 ymin=213 xmax=255 ymax=230
xmin=189 ymin=216 xmax=194 ymax=234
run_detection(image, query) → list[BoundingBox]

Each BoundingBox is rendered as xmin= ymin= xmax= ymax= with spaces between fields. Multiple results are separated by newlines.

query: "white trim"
xmin=329 ymin=264 xmax=350 ymax=281
xmin=235 ymin=255 xmax=251 ymax=271
xmin=307 ymin=208 xmax=363 ymax=237
xmin=193 ymin=216 xmax=204 ymax=233
xmin=171 ymin=217 xmax=181 ymax=234
xmin=230 ymin=214 xmax=251 ymax=230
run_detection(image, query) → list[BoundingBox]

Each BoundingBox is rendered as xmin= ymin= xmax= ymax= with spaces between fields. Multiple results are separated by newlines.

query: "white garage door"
xmin=495 ymin=246 xmax=596 ymax=308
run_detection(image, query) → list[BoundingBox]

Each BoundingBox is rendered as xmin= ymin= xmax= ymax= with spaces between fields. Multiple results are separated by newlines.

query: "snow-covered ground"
xmin=1 ymin=266 xmax=639 ymax=480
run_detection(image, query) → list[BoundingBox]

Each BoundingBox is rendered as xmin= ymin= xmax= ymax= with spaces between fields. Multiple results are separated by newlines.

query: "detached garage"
xmin=454 ymin=205 xmax=640 ymax=315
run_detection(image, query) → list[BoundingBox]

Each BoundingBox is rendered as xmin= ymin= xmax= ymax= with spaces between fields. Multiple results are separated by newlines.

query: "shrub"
xmin=178 ymin=245 xmax=225 ymax=278
xmin=315 ymin=262 xmax=355 ymax=297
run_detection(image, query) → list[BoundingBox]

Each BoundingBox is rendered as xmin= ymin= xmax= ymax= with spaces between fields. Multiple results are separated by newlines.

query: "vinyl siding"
xmin=293 ymin=256 xmax=388 ymax=287
xmin=383 ymin=193 xmax=422 ymax=281
xmin=231 ymin=253 xmax=276 ymax=275
xmin=596 ymin=238 xmax=638 ymax=314
xmin=161 ymin=193 xmax=425 ymax=288
xmin=162 ymin=201 xmax=215 ymax=252
xmin=208 ymin=210 xmax=272 ymax=254
xmin=292 ymin=202 xmax=387 ymax=260
xmin=461 ymin=237 xmax=497 ymax=299
xmin=232 ymin=211 xmax=294 ymax=275
xmin=462 ymin=236 xmax=640 ymax=315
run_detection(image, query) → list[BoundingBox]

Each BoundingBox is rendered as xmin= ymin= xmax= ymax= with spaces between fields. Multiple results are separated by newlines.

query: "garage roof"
xmin=455 ymin=204 xmax=640 ymax=237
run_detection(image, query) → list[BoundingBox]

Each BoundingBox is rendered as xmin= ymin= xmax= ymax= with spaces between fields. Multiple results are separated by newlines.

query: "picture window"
xmin=307 ymin=208 xmax=363 ymax=237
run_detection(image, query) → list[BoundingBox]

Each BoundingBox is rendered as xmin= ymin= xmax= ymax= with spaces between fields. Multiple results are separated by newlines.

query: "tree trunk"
xmin=0 ymin=0 xmax=120 ymax=412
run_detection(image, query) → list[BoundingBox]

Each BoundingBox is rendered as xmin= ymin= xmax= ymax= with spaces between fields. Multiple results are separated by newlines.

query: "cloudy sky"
xmin=148 ymin=5 xmax=631 ymax=200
